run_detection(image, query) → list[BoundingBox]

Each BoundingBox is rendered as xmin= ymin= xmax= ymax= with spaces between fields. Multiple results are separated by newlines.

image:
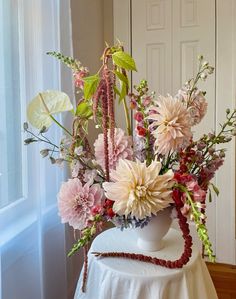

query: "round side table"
xmin=74 ymin=228 xmax=218 ymax=299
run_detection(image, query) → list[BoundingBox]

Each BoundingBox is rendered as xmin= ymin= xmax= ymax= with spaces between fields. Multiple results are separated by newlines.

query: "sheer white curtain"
xmin=0 ymin=1 xmax=73 ymax=298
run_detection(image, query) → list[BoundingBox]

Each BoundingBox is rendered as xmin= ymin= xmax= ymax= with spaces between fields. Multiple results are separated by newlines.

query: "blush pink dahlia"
xmin=94 ymin=128 xmax=133 ymax=170
xmin=58 ymin=178 xmax=104 ymax=230
xmin=149 ymin=96 xmax=192 ymax=155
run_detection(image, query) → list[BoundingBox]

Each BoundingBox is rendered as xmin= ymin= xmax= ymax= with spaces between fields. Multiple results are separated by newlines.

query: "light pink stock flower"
xmin=73 ymin=67 xmax=89 ymax=89
xmin=58 ymin=178 xmax=104 ymax=230
xmin=148 ymin=96 xmax=192 ymax=155
xmin=94 ymin=128 xmax=133 ymax=170
xmin=71 ymin=160 xmax=83 ymax=178
xmin=188 ymin=91 xmax=208 ymax=126
xmin=176 ymin=89 xmax=208 ymax=126
xmin=83 ymin=169 xmax=98 ymax=183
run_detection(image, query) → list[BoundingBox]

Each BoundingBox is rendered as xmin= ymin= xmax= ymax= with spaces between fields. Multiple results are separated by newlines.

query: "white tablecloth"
xmin=74 ymin=228 xmax=218 ymax=299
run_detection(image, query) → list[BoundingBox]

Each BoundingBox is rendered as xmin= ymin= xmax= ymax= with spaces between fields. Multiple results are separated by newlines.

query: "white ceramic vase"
xmin=135 ymin=207 xmax=172 ymax=251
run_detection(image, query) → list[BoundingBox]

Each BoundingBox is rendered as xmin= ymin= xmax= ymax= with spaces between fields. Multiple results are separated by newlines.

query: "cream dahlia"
xmin=94 ymin=128 xmax=133 ymax=170
xmin=58 ymin=178 xmax=104 ymax=230
xmin=103 ymin=159 xmax=174 ymax=219
xmin=148 ymin=96 xmax=192 ymax=155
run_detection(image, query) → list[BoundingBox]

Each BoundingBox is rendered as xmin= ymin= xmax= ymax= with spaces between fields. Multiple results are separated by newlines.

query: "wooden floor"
xmin=206 ymin=262 xmax=236 ymax=299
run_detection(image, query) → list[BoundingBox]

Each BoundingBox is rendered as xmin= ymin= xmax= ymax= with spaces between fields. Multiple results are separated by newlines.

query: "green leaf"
xmin=114 ymin=70 xmax=129 ymax=87
xmin=119 ymin=81 xmax=127 ymax=103
xmin=211 ymin=183 xmax=219 ymax=196
xmin=83 ymin=75 xmax=100 ymax=100
xmin=112 ymin=51 xmax=137 ymax=71
xmin=75 ymin=101 xmax=93 ymax=118
xmin=27 ymin=90 xmax=73 ymax=129
xmin=82 ymin=120 xmax=89 ymax=134
xmin=114 ymin=85 xmax=121 ymax=97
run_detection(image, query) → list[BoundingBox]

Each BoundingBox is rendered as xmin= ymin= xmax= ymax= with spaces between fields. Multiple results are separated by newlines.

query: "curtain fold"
xmin=0 ymin=1 xmax=73 ymax=298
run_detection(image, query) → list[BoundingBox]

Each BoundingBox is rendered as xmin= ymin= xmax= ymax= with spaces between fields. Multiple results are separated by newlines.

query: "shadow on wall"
xmin=67 ymin=1 xmax=114 ymax=298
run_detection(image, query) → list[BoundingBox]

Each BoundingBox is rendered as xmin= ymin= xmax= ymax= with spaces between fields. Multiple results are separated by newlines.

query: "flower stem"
xmin=49 ymin=114 xmax=72 ymax=136
xmin=122 ymin=97 xmax=131 ymax=136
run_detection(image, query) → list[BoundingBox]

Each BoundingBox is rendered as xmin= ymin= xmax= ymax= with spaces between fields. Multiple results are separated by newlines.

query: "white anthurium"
xmin=27 ymin=90 xmax=73 ymax=129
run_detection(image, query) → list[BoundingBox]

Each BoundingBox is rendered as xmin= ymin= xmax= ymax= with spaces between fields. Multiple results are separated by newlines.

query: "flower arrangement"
xmin=24 ymin=44 xmax=236 ymax=291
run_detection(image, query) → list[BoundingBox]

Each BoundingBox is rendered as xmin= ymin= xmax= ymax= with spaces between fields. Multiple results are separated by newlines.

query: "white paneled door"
xmin=114 ymin=0 xmax=236 ymax=264
xmin=132 ymin=0 xmax=216 ymax=255
xmin=132 ymin=0 xmax=215 ymax=136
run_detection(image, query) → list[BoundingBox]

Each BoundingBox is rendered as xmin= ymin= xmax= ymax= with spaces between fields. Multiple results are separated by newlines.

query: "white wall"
xmin=215 ymin=0 xmax=236 ymax=264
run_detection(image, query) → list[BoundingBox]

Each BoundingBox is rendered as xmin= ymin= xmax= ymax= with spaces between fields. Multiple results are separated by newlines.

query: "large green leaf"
xmin=27 ymin=90 xmax=73 ymax=129
xmin=83 ymin=75 xmax=100 ymax=100
xmin=76 ymin=101 xmax=93 ymax=118
xmin=112 ymin=51 xmax=137 ymax=71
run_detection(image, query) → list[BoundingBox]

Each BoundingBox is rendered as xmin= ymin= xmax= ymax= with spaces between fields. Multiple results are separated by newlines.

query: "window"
xmin=0 ymin=1 xmax=73 ymax=298
xmin=0 ymin=0 xmax=23 ymax=209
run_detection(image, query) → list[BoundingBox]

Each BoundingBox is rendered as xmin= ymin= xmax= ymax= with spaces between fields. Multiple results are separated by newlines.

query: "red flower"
xmin=172 ymin=189 xmax=184 ymax=207
xmin=179 ymin=164 xmax=188 ymax=173
xmin=107 ymin=208 xmax=115 ymax=218
xmin=104 ymin=199 xmax=114 ymax=208
xmin=137 ymin=126 xmax=147 ymax=137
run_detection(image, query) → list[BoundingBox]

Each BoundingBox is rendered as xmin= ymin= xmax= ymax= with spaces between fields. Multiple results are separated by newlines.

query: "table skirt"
xmin=74 ymin=228 xmax=218 ymax=299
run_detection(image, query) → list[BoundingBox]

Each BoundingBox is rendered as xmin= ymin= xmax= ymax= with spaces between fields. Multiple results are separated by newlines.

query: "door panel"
xmin=132 ymin=0 xmax=172 ymax=95
xmin=172 ymin=0 xmax=215 ymax=138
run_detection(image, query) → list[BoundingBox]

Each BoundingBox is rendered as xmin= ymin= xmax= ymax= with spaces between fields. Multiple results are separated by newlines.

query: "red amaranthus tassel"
xmin=201 ymin=200 xmax=206 ymax=258
xmin=81 ymin=245 xmax=89 ymax=293
xmin=103 ymin=65 xmax=115 ymax=153
xmin=101 ymin=86 xmax=110 ymax=181
xmin=92 ymin=79 xmax=105 ymax=123
xmin=92 ymin=206 xmax=193 ymax=269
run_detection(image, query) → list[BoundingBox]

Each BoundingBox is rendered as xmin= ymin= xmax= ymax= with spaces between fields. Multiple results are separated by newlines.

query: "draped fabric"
xmin=74 ymin=228 xmax=218 ymax=299
xmin=0 ymin=1 xmax=73 ymax=298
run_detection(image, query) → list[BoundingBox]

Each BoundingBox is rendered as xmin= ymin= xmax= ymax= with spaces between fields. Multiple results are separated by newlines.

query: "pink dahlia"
xmin=148 ymin=96 xmax=192 ymax=155
xmin=94 ymin=128 xmax=133 ymax=170
xmin=58 ymin=178 xmax=104 ymax=230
